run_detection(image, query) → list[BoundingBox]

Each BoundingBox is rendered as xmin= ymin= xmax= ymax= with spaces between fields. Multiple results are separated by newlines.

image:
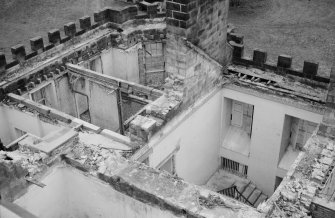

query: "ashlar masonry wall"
xmin=166 ymin=0 xmax=229 ymax=65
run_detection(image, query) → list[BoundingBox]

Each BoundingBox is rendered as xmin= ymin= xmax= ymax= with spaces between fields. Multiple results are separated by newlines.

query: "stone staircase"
xmin=218 ymin=180 xmax=268 ymax=208
xmin=236 ymin=180 xmax=267 ymax=207
xmin=204 ymin=169 xmax=267 ymax=208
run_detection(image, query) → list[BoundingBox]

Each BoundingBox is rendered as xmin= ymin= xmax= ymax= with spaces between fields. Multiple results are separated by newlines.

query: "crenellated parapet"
xmin=0 ymin=1 xmax=166 ymax=76
xmin=0 ymin=23 xmax=167 ymax=102
xmin=227 ymin=32 xmax=330 ymax=86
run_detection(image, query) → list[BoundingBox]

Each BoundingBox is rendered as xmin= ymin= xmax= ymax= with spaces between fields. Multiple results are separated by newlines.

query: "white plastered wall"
xmin=149 ymin=90 xmax=222 ymax=185
xmin=82 ymin=45 xmax=140 ymax=83
xmin=15 ymin=166 xmax=178 ymax=218
xmin=221 ymin=88 xmax=323 ymax=195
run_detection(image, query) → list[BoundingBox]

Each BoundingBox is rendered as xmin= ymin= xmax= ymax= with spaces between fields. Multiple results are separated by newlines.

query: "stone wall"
xmin=140 ymin=41 xmax=166 ymax=88
xmin=128 ymin=36 xmax=225 ymax=150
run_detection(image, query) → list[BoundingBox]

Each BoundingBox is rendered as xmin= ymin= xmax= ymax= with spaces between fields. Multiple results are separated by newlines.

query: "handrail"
xmin=218 ymin=185 xmax=254 ymax=207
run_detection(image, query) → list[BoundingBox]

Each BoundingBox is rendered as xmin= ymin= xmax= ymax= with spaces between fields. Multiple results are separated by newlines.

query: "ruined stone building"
xmin=0 ymin=0 xmax=334 ymax=217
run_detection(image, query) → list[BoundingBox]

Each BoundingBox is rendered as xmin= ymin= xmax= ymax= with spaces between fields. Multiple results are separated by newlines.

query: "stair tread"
xmin=248 ymin=189 xmax=262 ymax=204
xmin=235 ymin=180 xmax=249 ymax=193
xmin=242 ymin=184 xmax=256 ymax=199
xmin=254 ymin=194 xmax=267 ymax=207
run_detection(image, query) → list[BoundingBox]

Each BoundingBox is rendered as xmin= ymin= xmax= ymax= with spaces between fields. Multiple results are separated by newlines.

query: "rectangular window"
xmin=290 ymin=118 xmax=317 ymax=151
xmin=159 ymin=155 xmax=175 ymax=175
xmin=74 ymin=93 xmax=91 ymax=123
xmin=144 ymin=42 xmax=164 ymax=71
xmin=275 ymin=176 xmax=283 ymax=191
xmin=32 ymin=87 xmax=47 ymax=105
xmin=231 ymin=100 xmax=254 ymax=136
xmin=278 ymin=115 xmax=318 ymax=171
xmin=231 ymin=100 xmax=243 ymax=127
xmin=89 ymin=59 xmax=96 ymax=71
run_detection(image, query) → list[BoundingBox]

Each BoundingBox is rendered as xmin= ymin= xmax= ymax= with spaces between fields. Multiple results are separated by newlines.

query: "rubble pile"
xmin=274 ymin=179 xmax=317 ymax=217
xmin=265 ymin=134 xmax=335 ymax=217
xmin=0 ymin=147 xmax=49 ymax=200
xmin=311 ymin=142 xmax=335 ymax=184
xmin=199 ymin=193 xmax=242 ymax=211
xmin=0 ymin=147 xmax=47 ymax=177
xmin=129 ymin=115 xmax=158 ymax=142
xmin=67 ymin=142 xmax=128 ymax=176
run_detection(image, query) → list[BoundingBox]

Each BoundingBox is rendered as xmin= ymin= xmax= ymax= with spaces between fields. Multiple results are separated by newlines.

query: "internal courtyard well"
xmin=1 ymin=31 xmax=325 ymax=198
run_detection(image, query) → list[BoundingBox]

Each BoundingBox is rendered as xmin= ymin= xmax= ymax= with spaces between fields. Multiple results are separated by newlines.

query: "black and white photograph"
xmin=0 ymin=0 xmax=334 ymax=217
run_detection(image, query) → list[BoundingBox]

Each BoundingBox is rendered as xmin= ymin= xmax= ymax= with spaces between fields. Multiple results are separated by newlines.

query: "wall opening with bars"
xmin=221 ymin=157 xmax=248 ymax=177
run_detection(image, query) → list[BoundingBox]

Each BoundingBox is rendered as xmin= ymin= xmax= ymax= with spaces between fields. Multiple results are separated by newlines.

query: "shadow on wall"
xmin=0 ymin=104 xmax=60 ymax=146
xmin=14 ymin=166 xmax=178 ymax=218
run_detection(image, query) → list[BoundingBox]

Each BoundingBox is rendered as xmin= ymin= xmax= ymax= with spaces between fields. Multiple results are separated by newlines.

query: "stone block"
xmin=0 ymin=53 xmax=6 ymax=73
xmin=230 ymin=42 xmax=244 ymax=59
xmin=94 ymin=11 xmax=104 ymax=23
xmin=79 ymin=16 xmax=91 ymax=30
xmin=303 ymin=61 xmax=318 ymax=77
xmin=173 ymin=11 xmax=189 ymax=21
xmin=48 ymin=29 xmax=61 ymax=44
xmin=277 ymin=55 xmax=292 ymax=68
xmin=64 ymin=22 xmax=76 ymax=37
xmin=253 ymin=49 xmax=267 ymax=66
xmin=11 ymin=44 xmax=26 ymax=62
xmin=147 ymin=5 xmax=158 ymax=15
xmin=103 ymin=8 xmax=112 ymax=22
xmin=111 ymin=9 xmax=126 ymax=24
xmin=129 ymin=115 xmax=157 ymax=142
xmin=30 ymin=36 xmax=44 ymax=52
xmin=166 ymin=2 xmax=181 ymax=11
